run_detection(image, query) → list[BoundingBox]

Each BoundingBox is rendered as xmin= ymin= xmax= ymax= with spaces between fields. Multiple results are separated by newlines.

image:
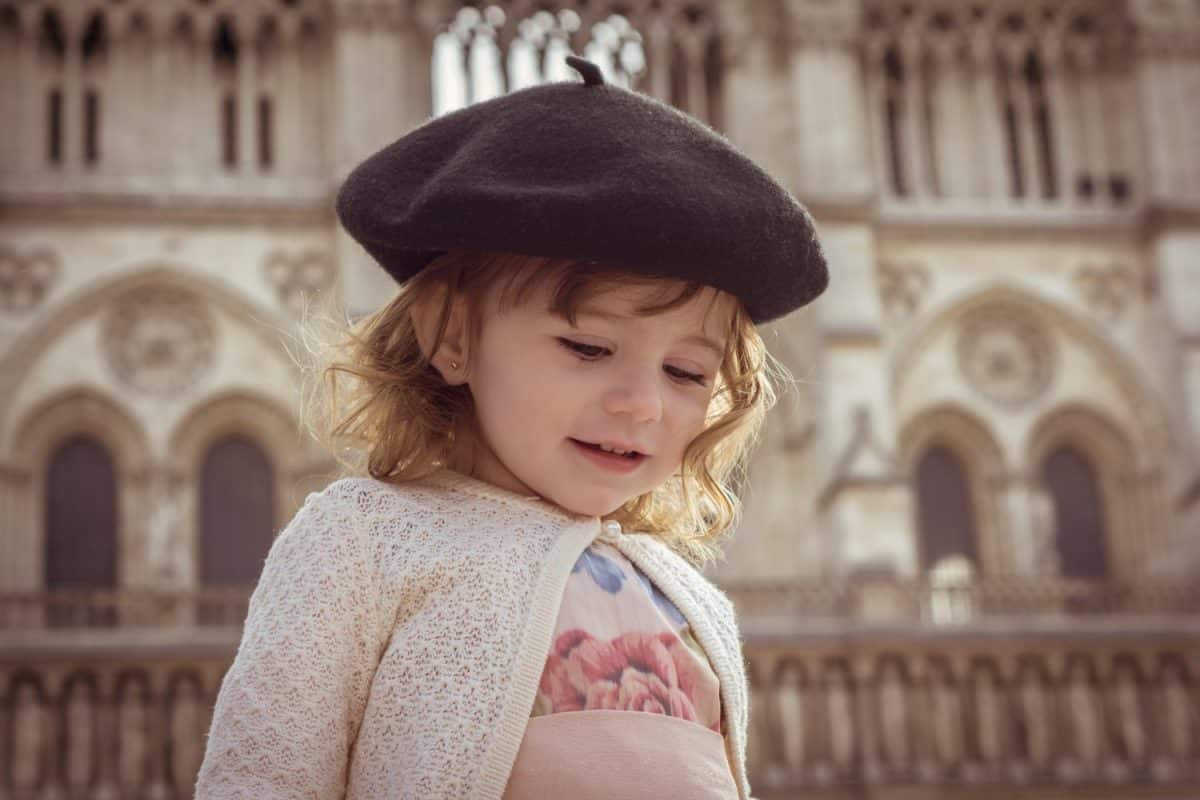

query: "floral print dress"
xmin=502 ymin=540 xmax=740 ymax=798
xmin=530 ymin=541 xmax=723 ymax=732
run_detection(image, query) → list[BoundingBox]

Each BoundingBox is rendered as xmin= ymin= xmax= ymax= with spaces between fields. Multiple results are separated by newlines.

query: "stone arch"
xmin=0 ymin=262 xmax=296 ymax=448
xmin=4 ymin=388 xmax=149 ymax=593
xmin=891 ymin=283 xmax=1171 ymax=467
xmin=898 ymin=405 xmax=1007 ymax=575
xmin=1026 ymin=404 xmax=1153 ymax=579
xmin=168 ymin=391 xmax=327 ymax=588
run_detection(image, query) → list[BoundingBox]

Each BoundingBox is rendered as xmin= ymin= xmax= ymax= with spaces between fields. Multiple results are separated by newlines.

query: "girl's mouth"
xmin=569 ymin=439 xmax=646 ymax=471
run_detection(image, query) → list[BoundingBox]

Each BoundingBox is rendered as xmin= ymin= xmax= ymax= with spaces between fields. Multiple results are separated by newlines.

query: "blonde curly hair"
xmin=299 ymin=249 xmax=794 ymax=568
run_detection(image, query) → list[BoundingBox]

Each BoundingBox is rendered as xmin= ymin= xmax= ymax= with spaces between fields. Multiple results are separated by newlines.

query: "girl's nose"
xmin=602 ymin=366 xmax=663 ymax=423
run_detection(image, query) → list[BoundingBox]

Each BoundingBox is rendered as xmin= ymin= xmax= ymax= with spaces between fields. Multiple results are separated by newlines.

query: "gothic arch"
xmin=891 ymin=283 xmax=1171 ymax=465
xmin=1026 ymin=404 xmax=1152 ymax=579
xmin=0 ymin=262 xmax=298 ymax=455
xmin=6 ymin=388 xmax=149 ymax=593
xmin=167 ymin=391 xmax=331 ymax=589
xmin=169 ymin=390 xmax=316 ymax=528
xmin=899 ymin=405 xmax=1006 ymax=575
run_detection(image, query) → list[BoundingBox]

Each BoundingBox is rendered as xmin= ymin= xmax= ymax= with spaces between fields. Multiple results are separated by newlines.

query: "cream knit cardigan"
xmin=194 ymin=469 xmax=754 ymax=800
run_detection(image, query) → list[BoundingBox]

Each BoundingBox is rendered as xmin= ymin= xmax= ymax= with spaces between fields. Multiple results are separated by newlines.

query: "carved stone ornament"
xmin=0 ymin=245 xmax=59 ymax=313
xmin=878 ymin=260 xmax=930 ymax=322
xmin=263 ymin=249 xmax=335 ymax=313
xmin=1074 ymin=261 xmax=1135 ymax=319
xmin=102 ymin=286 xmax=215 ymax=398
xmin=956 ymin=305 xmax=1055 ymax=408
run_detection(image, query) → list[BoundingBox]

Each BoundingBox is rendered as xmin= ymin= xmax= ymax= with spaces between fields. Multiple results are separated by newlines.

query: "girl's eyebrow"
xmin=575 ymin=308 xmax=727 ymax=357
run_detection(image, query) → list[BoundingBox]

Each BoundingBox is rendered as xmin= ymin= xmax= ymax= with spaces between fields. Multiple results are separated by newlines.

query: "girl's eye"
xmin=558 ymin=338 xmax=609 ymax=359
xmin=666 ymin=366 xmax=708 ymax=386
xmin=557 ymin=338 xmax=709 ymax=386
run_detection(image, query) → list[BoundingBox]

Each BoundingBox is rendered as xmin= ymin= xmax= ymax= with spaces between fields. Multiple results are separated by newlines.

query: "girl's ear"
xmin=409 ymin=281 xmax=470 ymax=385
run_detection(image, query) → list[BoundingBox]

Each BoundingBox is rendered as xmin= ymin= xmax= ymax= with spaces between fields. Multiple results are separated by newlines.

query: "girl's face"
xmin=457 ymin=278 xmax=732 ymax=517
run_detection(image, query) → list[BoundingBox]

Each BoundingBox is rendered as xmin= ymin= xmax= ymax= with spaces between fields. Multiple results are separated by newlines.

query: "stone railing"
xmin=723 ymin=574 xmax=1200 ymax=624
xmin=3 ymin=576 xmax=1196 ymax=632
xmin=0 ymin=588 xmax=251 ymax=630
xmin=0 ymin=586 xmax=1197 ymax=798
xmin=740 ymin=622 xmax=1200 ymax=796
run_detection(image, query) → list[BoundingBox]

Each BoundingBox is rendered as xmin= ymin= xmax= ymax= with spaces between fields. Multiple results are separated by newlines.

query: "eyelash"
xmin=557 ymin=338 xmax=708 ymax=386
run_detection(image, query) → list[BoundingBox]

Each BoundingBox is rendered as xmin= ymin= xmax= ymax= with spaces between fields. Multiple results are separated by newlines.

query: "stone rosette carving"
xmin=0 ymin=245 xmax=59 ymax=313
xmin=1074 ymin=261 xmax=1135 ymax=319
xmin=957 ymin=305 xmax=1055 ymax=408
xmin=263 ymin=249 xmax=335 ymax=314
xmin=878 ymin=260 xmax=930 ymax=322
xmin=102 ymin=286 xmax=215 ymax=398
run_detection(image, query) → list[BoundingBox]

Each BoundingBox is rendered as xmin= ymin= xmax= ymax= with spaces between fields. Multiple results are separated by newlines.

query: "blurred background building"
xmin=1 ymin=0 xmax=1198 ymax=797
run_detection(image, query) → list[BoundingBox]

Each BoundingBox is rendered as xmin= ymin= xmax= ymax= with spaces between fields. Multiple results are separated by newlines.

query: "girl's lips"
xmin=570 ymin=439 xmax=646 ymax=473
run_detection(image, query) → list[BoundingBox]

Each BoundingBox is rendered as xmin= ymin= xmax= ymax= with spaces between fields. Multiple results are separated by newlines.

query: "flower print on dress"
xmin=633 ymin=565 xmax=688 ymax=627
xmin=537 ymin=629 xmax=705 ymax=723
xmin=570 ymin=545 xmax=626 ymax=594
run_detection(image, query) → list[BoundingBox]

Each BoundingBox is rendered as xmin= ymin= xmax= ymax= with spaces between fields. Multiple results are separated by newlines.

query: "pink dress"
xmin=502 ymin=541 xmax=740 ymax=799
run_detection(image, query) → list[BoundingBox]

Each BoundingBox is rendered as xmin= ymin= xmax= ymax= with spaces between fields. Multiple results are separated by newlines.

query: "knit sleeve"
xmin=195 ymin=481 xmax=389 ymax=800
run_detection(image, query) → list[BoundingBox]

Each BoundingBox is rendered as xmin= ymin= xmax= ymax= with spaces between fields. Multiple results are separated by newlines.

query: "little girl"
xmin=195 ymin=55 xmax=827 ymax=800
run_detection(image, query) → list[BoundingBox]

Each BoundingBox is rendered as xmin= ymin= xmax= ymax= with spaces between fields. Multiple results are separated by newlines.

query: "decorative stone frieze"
xmin=262 ymin=249 xmax=335 ymax=314
xmin=957 ymin=305 xmax=1055 ymax=408
xmin=877 ymin=260 xmax=930 ymax=322
xmin=1074 ymin=261 xmax=1136 ymax=319
xmin=101 ymin=286 xmax=216 ymax=398
xmin=0 ymin=245 xmax=59 ymax=314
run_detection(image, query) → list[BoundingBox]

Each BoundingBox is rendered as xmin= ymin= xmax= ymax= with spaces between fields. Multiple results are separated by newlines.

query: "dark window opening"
xmin=258 ymin=95 xmax=273 ymax=169
xmin=1034 ymin=102 xmax=1056 ymax=199
xmin=916 ymin=445 xmax=979 ymax=570
xmin=199 ymin=435 xmax=276 ymax=625
xmin=1004 ymin=100 xmax=1024 ymax=198
xmin=82 ymin=14 xmax=107 ymax=63
xmin=1076 ymin=173 xmax=1094 ymax=199
xmin=84 ymin=91 xmax=100 ymax=165
xmin=45 ymin=435 xmax=118 ymax=627
xmin=213 ymin=18 xmax=238 ymax=68
xmin=38 ymin=10 xmax=66 ymax=59
xmin=222 ymin=94 xmax=237 ymax=168
xmin=1110 ymin=175 xmax=1130 ymax=204
xmin=1042 ymin=446 xmax=1109 ymax=579
xmin=47 ymin=89 xmax=62 ymax=165
xmin=884 ymin=47 xmax=907 ymax=197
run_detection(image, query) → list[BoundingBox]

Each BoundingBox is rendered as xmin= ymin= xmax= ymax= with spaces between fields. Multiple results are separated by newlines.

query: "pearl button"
xmin=603 ymin=520 xmax=622 ymax=536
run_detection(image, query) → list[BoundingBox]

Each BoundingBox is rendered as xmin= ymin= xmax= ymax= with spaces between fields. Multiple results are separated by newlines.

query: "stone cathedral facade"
xmin=1 ymin=0 xmax=1198 ymax=797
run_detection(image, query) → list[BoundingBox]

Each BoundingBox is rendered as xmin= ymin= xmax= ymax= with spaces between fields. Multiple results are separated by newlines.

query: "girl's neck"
xmin=422 ymin=466 xmax=588 ymax=521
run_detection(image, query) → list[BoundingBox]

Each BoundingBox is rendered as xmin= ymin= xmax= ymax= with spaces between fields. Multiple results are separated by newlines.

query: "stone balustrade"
xmin=0 ymin=586 xmax=1197 ymax=797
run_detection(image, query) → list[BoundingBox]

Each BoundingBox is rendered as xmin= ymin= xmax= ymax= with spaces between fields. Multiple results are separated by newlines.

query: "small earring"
xmin=449 ymin=360 xmax=459 ymax=370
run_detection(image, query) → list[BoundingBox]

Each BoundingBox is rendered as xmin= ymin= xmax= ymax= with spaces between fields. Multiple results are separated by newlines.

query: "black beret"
xmin=335 ymin=55 xmax=828 ymax=324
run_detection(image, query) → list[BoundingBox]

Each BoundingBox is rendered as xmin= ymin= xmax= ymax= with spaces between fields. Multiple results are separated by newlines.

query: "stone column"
xmin=710 ymin=0 xmax=799 ymax=188
xmin=1038 ymin=35 xmax=1076 ymax=207
xmin=59 ymin=5 xmax=85 ymax=174
xmin=968 ymin=27 xmax=1008 ymax=203
xmin=235 ymin=12 xmax=258 ymax=180
xmin=785 ymin=0 xmax=874 ymax=200
xmin=331 ymin=0 xmax=437 ymax=318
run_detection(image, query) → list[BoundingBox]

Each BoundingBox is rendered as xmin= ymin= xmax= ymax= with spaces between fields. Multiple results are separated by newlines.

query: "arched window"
xmin=45 ymin=434 xmax=118 ymax=626
xmin=915 ymin=445 xmax=980 ymax=571
xmin=1042 ymin=446 xmax=1108 ymax=578
xmin=199 ymin=434 xmax=275 ymax=587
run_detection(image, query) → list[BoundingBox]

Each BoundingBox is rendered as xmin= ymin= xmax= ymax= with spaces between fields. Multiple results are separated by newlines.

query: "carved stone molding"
xmin=0 ymin=245 xmax=59 ymax=314
xmin=956 ymin=305 xmax=1055 ymax=408
xmin=102 ymin=286 xmax=216 ymax=398
xmin=262 ymin=249 xmax=335 ymax=314
xmin=877 ymin=260 xmax=930 ymax=323
xmin=1074 ymin=261 xmax=1136 ymax=320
